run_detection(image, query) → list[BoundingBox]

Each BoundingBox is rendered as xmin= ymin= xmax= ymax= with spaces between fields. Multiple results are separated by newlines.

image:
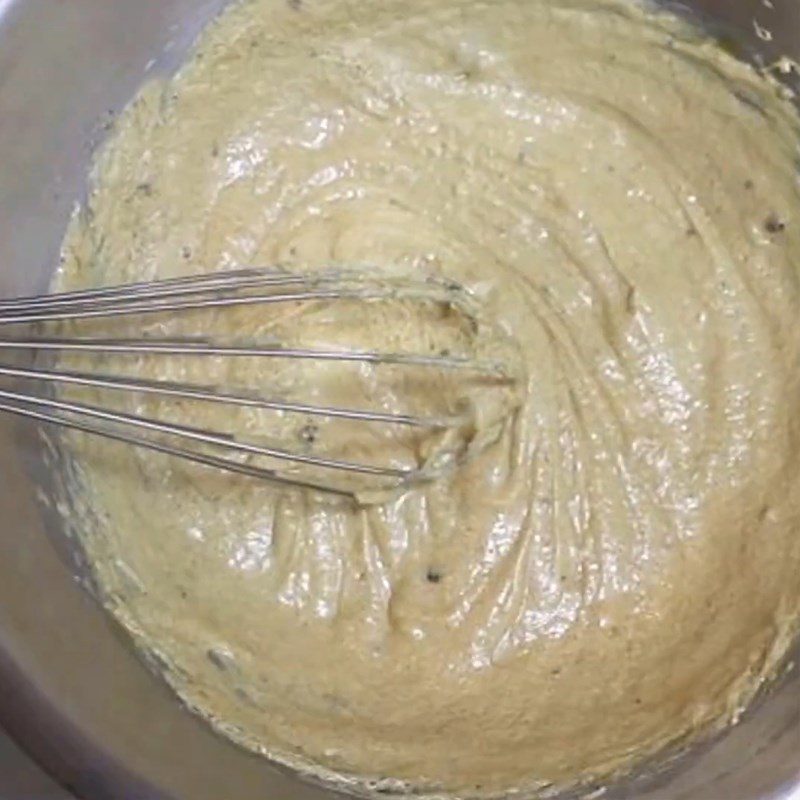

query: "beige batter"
xmin=55 ymin=0 xmax=800 ymax=796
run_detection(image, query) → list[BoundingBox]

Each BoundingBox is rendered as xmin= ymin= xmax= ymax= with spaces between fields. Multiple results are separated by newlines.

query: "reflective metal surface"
xmin=0 ymin=1 xmax=797 ymax=798
xmin=0 ymin=730 xmax=67 ymax=800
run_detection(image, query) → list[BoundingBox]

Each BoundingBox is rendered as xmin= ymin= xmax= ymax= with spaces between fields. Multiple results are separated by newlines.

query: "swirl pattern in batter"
xmin=56 ymin=0 xmax=800 ymax=796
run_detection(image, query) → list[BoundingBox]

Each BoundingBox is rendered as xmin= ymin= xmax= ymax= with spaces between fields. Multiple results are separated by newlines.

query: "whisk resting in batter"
xmin=0 ymin=268 xmax=514 ymax=497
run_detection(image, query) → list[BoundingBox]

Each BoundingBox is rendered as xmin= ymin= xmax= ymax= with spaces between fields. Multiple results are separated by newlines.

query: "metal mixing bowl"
xmin=0 ymin=1 xmax=798 ymax=798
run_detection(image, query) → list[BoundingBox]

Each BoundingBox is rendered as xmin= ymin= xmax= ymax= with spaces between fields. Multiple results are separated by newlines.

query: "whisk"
xmin=0 ymin=267 xmax=510 ymax=497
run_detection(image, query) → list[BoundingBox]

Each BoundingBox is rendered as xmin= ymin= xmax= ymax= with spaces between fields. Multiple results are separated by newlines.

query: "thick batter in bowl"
xmin=1 ymin=0 xmax=800 ymax=799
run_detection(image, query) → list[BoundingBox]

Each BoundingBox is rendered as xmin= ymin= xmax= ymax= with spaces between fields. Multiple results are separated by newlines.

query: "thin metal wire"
xmin=0 ymin=267 xmax=323 ymax=311
xmin=0 ymin=386 xmax=412 ymax=477
xmin=0 ymin=363 xmax=459 ymax=428
xmin=0 ymin=338 xmax=501 ymax=374
xmin=0 ymin=288 xmax=368 ymax=325
xmin=0 ymin=266 xmax=467 ymax=311
xmin=0 ymin=400 xmax=355 ymax=496
xmin=0 ymin=267 xmax=466 ymax=325
xmin=0 ymin=268 xmax=497 ymax=493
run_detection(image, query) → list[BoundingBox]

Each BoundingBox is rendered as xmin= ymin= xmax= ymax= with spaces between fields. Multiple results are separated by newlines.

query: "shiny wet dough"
xmin=57 ymin=0 xmax=800 ymax=796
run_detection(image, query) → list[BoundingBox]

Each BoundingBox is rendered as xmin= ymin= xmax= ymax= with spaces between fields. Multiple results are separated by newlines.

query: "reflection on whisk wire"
xmin=0 ymin=268 xmax=509 ymax=497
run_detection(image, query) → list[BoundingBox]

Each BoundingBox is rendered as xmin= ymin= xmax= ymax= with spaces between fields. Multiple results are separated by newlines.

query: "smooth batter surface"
xmin=55 ymin=0 xmax=800 ymax=796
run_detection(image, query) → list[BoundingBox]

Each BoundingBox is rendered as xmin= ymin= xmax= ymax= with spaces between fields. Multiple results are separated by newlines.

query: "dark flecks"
xmin=635 ymin=697 xmax=643 ymax=705
xmin=288 ymin=0 xmax=302 ymax=9
xmin=764 ymin=213 xmax=786 ymax=234
xmin=758 ymin=503 xmax=770 ymax=521
xmin=300 ymin=423 xmax=318 ymax=444
xmin=211 ymin=142 xmax=220 ymax=158
xmin=182 ymin=246 xmax=192 ymax=260
xmin=551 ymin=667 xmax=562 ymax=675
xmin=179 ymin=589 xmax=188 ymax=600
xmin=426 ymin=569 xmax=443 ymax=584
xmin=744 ymin=179 xmax=754 ymax=190
xmin=136 ymin=182 xmax=153 ymax=197
xmin=686 ymin=226 xmax=698 ymax=237
xmin=624 ymin=286 xmax=637 ymax=315
xmin=289 ymin=246 xmax=298 ymax=256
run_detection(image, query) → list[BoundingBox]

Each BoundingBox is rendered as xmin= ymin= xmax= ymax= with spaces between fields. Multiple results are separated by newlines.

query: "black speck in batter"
xmin=300 ymin=423 xmax=318 ymax=444
xmin=764 ymin=213 xmax=786 ymax=234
